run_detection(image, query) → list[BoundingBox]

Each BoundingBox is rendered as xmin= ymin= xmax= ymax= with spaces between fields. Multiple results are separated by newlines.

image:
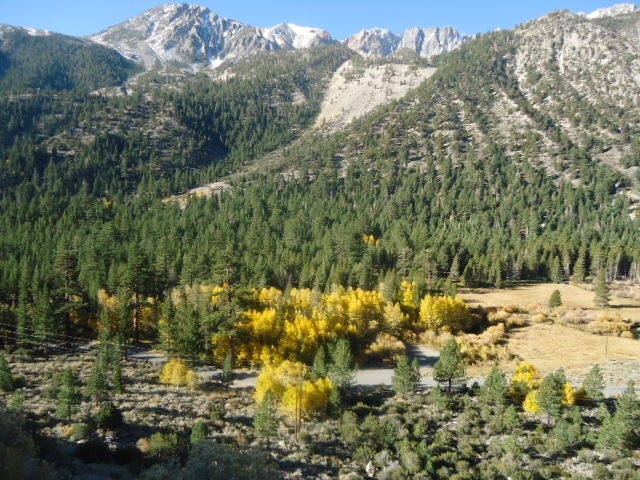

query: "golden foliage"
xmin=588 ymin=314 xmax=632 ymax=336
xmin=255 ymin=360 xmax=333 ymax=421
xmin=257 ymin=287 xmax=284 ymax=307
xmin=233 ymin=286 xmax=388 ymax=367
xmin=509 ymin=361 xmax=539 ymax=400
xmin=382 ymin=302 xmax=408 ymax=333
xmin=458 ymin=329 xmax=511 ymax=364
xmin=365 ymin=332 xmax=406 ymax=361
xmin=562 ymin=381 xmax=576 ymax=406
xmin=281 ymin=377 xmax=334 ymax=420
xmin=160 ymin=358 xmax=191 ymax=388
xmin=362 ymin=234 xmax=377 ymax=247
xmin=523 ymin=389 xmax=541 ymax=414
xmin=399 ymin=281 xmax=418 ymax=310
xmin=419 ymin=295 xmax=472 ymax=333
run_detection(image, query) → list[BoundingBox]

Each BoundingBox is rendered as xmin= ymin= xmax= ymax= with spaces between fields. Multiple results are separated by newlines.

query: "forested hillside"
xmin=1 ymin=11 xmax=640 ymax=347
xmin=0 ymin=27 xmax=141 ymax=93
xmin=1 ymin=6 xmax=640 ymax=479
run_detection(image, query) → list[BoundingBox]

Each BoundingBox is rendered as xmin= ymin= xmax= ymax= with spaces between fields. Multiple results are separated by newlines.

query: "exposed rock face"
xmin=344 ymin=28 xmax=401 ymax=57
xmin=87 ymin=2 xmax=472 ymax=69
xmin=400 ymin=26 xmax=470 ymax=58
xmin=345 ymin=26 xmax=471 ymax=59
xmin=581 ymin=3 xmax=638 ymax=19
xmin=88 ymin=3 xmax=335 ymax=70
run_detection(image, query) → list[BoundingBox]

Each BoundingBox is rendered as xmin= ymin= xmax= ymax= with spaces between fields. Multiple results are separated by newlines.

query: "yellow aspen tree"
xmin=288 ymin=288 xmax=315 ymax=314
xmin=399 ymin=281 xmax=418 ymax=310
xmin=562 ymin=381 xmax=576 ymax=406
xmin=258 ymin=287 xmax=284 ymax=307
xmin=281 ymin=376 xmax=334 ymax=421
xmin=523 ymin=389 xmax=542 ymax=414
xmin=186 ymin=369 xmax=200 ymax=391
xmin=419 ymin=295 xmax=472 ymax=333
xmin=255 ymin=360 xmax=313 ymax=403
xmin=383 ymin=302 xmax=408 ymax=335
xmin=160 ymin=358 xmax=190 ymax=388
xmin=509 ymin=361 xmax=539 ymax=401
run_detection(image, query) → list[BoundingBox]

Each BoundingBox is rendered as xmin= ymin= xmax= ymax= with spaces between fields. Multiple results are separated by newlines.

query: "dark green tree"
xmin=479 ymin=365 xmax=508 ymax=407
xmin=190 ymin=421 xmax=208 ymax=444
xmin=56 ymin=368 xmax=79 ymax=420
xmin=254 ymin=389 xmax=279 ymax=449
xmin=583 ymin=364 xmax=605 ymax=401
xmin=433 ymin=337 xmax=466 ymax=393
xmin=597 ymin=381 xmax=640 ymax=452
xmin=220 ymin=351 xmax=235 ymax=387
xmin=96 ymin=401 xmax=123 ymax=431
xmin=594 ymin=269 xmax=611 ymax=308
xmin=311 ymin=345 xmax=328 ymax=380
xmin=328 ymin=338 xmax=356 ymax=392
xmin=392 ymin=355 xmax=421 ymax=396
xmin=0 ymin=354 xmax=14 ymax=392
xmin=549 ymin=289 xmax=562 ymax=308
xmin=538 ymin=369 xmax=566 ymax=422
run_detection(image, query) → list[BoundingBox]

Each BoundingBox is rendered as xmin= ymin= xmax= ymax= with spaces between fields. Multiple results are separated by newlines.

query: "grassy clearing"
xmin=458 ymin=283 xmax=640 ymax=383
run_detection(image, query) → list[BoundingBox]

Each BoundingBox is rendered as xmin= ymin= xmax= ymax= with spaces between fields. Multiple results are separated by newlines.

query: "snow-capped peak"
xmin=345 ymin=26 xmax=469 ymax=59
xmin=581 ymin=3 xmax=638 ymax=19
xmin=267 ymin=23 xmax=333 ymax=49
xmin=89 ymin=3 xmax=335 ymax=70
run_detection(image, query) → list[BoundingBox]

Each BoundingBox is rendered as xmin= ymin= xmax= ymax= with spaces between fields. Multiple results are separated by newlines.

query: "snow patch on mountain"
xmin=582 ymin=3 xmax=638 ymax=19
xmin=89 ymin=3 xmax=334 ymax=70
xmin=345 ymin=26 xmax=470 ymax=59
xmin=267 ymin=23 xmax=333 ymax=49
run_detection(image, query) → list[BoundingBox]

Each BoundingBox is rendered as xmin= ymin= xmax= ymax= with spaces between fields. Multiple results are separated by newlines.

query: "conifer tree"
xmin=311 ymin=345 xmax=328 ymax=380
xmin=433 ymin=337 xmax=466 ymax=393
xmin=56 ymin=368 xmax=79 ymax=420
xmin=87 ymin=355 xmax=109 ymax=407
xmin=594 ymin=269 xmax=611 ymax=308
xmin=328 ymin=339 xmax=356 ymax=392
xmin=254 ymin=389 xmax=279 ymax=449
xmin=597 ymin=381 xmax=640 ymax=451
xmin=220 ymin=351 xmax=235 ymax=387
xmin=549 ymin=289 xmax=562 ymax=308
xmin=479 ymin=365 xmax=508 ymax=406
xmin=0 ymin=354 xmax=14 ymax=392
xmin=583 ymin=364 xmax=605 ymax=401
xmin=392 ymin=355 xmax=421 ymax=396
xmin=538 ymin=369 xmax=566 ymax=421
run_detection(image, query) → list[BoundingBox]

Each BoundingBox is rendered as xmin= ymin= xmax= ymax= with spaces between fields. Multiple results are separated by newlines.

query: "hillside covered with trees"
xmin=1 ymin=6 xmax=640 ymax=479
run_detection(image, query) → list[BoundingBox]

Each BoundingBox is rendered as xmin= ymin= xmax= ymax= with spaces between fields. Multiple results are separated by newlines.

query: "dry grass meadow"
xmin=458 ymin=283 xmax=640 ymax=385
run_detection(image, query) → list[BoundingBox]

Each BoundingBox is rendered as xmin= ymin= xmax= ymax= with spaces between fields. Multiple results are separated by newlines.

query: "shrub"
xmin=190 ymin=421 xmax=208 ymax=444
xmin=75 ymin=439 xmax=112 ymax=464
xmin=509 ymin=362 xmax=539 ymax=401
xmin=148 ymin=431 xmax=180 ymax=460
xmin=0 ymin=354 xmax=14 ymax=392
xmin=588 ymin=314 xmax=631 ymax=336
xmin=67 ymin=423 xmax=92 ymax=441
xmin=180 ymin=441 xmax=280 ymax=479
xmin=96 ymin=402 xmax=123 ymax=431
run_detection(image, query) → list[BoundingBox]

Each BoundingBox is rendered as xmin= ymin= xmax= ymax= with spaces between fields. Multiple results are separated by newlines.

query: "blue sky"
xmin=1 ymin=1 xmax=633 ymax=40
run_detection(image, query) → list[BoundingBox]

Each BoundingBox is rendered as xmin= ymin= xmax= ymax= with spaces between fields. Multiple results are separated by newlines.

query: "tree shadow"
xmin=406 ymin=344 xmax=438 ymax=367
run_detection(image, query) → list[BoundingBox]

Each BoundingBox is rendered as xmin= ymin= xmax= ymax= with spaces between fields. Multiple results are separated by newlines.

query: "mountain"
xmin=345 ymin=26 xmax=471 ymax=59
xmin=1 ymin=3 xmax=640 ymax=314
xmin=581 ymin=2 xmax=637 ymax=18
xmin=89 ymin=3 xmax=334 ymax=70
xmin=88 ymin=3 xmax=469 ymax=70
xmin=0 ymin=24 xmax=141 ymax=92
